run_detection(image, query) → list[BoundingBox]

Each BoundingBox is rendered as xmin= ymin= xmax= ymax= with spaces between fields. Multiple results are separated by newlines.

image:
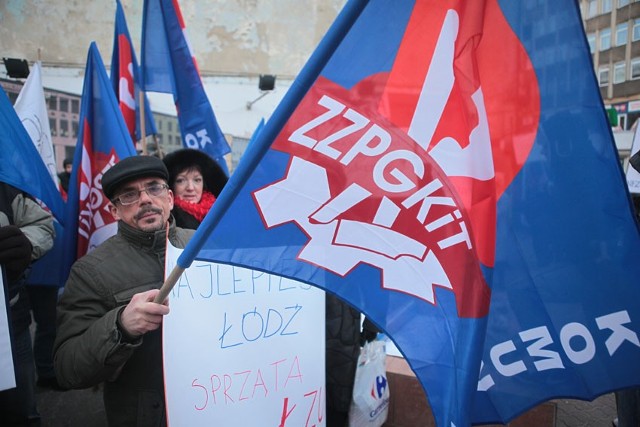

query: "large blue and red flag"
xmin=61 ymin=42 xmax=137 ymax=283
xmin=110 ymin=0 xmax=157 ymax=144
xmin=171 ymin=0 xmax=640 ymax=426
xmin=140 ymin=0 xmax=230 ymax=173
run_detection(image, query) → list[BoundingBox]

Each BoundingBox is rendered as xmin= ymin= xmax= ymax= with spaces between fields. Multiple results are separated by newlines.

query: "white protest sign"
xmin=0 ymin=272 xmax=16 ymax=391
xmin=163 ymin=243 xmax=326 ymax=426
xmin=626 ymin=124 xmax=640 ymax=194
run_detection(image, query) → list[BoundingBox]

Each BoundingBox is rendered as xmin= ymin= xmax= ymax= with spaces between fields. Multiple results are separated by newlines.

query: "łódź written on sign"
xmin=163 ymin=243 xmax=326 ymax=426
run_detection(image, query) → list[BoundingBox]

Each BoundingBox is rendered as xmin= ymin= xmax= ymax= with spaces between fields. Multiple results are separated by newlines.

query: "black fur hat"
xmin=162 ymin=149 xmax=228 ymax=197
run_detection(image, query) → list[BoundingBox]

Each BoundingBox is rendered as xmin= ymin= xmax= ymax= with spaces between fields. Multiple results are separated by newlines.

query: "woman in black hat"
xmin=163 ymin=149 xmax=228 ymax=229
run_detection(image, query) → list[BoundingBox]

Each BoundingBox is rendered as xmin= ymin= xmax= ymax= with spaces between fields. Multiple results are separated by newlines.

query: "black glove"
xmin=0 ymin=225 xmax=32 ymax=281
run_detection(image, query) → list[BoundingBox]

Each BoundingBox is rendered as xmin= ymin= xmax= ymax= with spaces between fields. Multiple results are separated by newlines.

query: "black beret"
xmin=163 ymin=149 xmax=228 ymax=197
xmin=102 ymin=155 xmax=169 ymax=200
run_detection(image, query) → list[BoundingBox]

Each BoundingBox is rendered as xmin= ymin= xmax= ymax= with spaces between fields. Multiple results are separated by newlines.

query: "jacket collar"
xmin=117 ymin=217 xmax=176 ymax=251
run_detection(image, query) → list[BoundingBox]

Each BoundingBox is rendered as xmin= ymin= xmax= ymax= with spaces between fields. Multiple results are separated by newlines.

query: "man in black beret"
xmin=54 ymin=155 xmax=195 ymax=427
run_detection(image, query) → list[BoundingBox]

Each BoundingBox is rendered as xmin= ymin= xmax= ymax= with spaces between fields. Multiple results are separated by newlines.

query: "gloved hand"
xmin=0 ymin=225 xmax=32 ymax=281
xmin=360 ymin=317 xmax=380 ymax=346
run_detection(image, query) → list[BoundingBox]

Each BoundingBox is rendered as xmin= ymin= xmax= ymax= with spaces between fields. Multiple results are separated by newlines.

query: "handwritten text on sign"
xmin=163 ymin=243 xmax=326 ymax=426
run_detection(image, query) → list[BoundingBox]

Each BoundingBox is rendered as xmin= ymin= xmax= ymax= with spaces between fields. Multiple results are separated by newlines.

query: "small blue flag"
xmin=141 ymin=0 xmax=230 ymax=168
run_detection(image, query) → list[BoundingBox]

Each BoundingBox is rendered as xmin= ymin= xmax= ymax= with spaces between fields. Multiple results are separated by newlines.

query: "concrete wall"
xmin=0 ymin=1 xmax=348 ymax=141
xmin=0 ymin=0 xmax=345 ymax=77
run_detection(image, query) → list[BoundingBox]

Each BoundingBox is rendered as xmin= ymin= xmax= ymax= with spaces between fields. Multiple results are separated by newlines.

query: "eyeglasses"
xmin=113 ymin=183 xmax=169 ymax=206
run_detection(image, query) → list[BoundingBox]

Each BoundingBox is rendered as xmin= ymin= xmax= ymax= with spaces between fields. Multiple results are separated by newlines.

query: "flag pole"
xmin=139 ymin=90 xmax=147 ymax=154
xmin=153 ymin=0 xmax=368 ymax=303
xmin=154 ymin=134 xmax=164 ymax=158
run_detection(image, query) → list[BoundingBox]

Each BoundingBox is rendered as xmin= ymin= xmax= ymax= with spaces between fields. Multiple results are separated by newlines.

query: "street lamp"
xmin=246 ymin=74 xmax=276 ymax=110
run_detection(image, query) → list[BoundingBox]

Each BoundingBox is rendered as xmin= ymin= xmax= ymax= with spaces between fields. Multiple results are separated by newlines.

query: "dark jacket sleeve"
xmin=53 ymin=260 xmax=141 ymax=389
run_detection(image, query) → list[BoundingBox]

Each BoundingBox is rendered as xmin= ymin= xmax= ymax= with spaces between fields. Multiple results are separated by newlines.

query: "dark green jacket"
xmin=54 ymin=219 xmax=193 ymax=427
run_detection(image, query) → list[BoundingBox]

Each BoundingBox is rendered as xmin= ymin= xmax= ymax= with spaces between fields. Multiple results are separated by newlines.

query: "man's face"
xmin=64 ymin=164 xmax=72 ymax=173
xmin=108 ymin=177 xmax=174 ymax=232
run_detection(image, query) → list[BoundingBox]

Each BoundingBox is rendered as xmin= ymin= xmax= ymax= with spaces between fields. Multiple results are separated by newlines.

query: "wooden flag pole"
xmin=154 ymin=265 xmax=184 ymax=303
xmin=154 ymin=134 xmax=164 ymax=158
xmin=139 ymin=91 xmax=148 ymax=155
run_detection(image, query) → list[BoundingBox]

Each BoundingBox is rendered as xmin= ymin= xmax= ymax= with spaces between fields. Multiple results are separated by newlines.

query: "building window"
xmin=71 ymin=99 xmax=79 ymax=114
xmin=48 ymin=96 xmax=57 ymax=111
xmin=65 ymin=147 xmax=75 ymax=162
xmin=588 ymin=0 xmax=598 ymax=17
xmin=614 ymin=61 xmax=626 ymax=83
xmin=588 ymin=33 xmax=596 ymax=53
xmin=60 ymin=120 xmax=69 ymax=137
xmin=600 ymin=28 xmax=612 ymax=51
xmin=634 ymin=19 xmax=640 ymax=41
xmin=59 ymin=98 xmax=69 ymax=113
xmin=616 ymin=22 xmax=628 ymax=46
xmin=49 ymin=118 xmax=57 ymax=137
xmin=619 ymin=0 xmax=630 ymax=7
xmin=72 ymin=121 xmax=79 ymax=138
xmin=599 ymin=66 xmax=610 ymax=86
xmin=602 ymin=0 xmax=613 ymax=13
xmin=631 ymin=58 xmax=640 ymax=79
xmin=168 ymin=121 xmax=173 ymax=132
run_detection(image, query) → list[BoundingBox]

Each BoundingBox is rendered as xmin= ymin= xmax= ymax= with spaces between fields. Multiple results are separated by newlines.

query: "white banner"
xmin=0 ymin=272 xmax=16 ymax=391
xmin=163 ymin=243 xmax=326 ymax=426
xmin=14 ymin=61 xmax=58 ymax=185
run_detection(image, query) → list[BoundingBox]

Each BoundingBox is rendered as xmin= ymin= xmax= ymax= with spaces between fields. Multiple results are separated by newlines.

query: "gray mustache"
xmin=135 ymin=207 xmax=163 ymax=220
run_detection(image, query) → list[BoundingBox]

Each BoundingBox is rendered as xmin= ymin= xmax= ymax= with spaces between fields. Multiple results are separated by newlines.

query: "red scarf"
xmin=174 ymin=191 xmax=216 ymax=222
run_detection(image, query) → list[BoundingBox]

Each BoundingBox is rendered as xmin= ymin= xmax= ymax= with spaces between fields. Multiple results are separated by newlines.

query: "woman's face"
xmin=173 ymin=167 xmax=204 ymax=203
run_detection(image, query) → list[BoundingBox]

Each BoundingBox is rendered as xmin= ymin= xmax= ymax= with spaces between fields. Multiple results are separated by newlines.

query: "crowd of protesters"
xmin=0 ymin=150 xmax=379 ymax=427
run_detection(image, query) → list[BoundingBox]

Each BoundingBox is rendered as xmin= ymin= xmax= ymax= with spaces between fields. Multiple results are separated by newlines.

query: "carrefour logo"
xmin=369 ymin=374 xmax=390 ymax=419
xmin=371 ymin=375 xmax=388 ymax=400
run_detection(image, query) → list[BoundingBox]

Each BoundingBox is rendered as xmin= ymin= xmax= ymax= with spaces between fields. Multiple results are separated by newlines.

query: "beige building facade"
xmin=581 ymin=0 xmax=640 ymax=132
xmin=0 ymin=0 xmax=344 ymax=78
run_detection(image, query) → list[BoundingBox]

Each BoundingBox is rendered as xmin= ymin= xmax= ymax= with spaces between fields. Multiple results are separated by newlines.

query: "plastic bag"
xmin=348 ymin=340 xmax=390 ymax=427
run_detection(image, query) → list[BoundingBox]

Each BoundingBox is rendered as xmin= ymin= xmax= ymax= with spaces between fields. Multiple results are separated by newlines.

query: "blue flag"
xmin=141 ymin=0 xmax=230 ymax=168
xmin=111 ymin=0 xmax=157 ymax=143
xmin=249 ymin=118 xmax=265 ymax=147
xmin=0 ymin=88 xmax=64 ymax=222
xmin=172 ymin=0 xmax=640 ymax=425
xmin=471 ymin=1 xmax=640 ymax=423
xmin=61 ymin=42 xmax=137 ymax=284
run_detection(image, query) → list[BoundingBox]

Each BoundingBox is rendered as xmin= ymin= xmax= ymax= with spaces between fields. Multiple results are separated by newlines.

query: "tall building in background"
xmin=581 ymin=0 xmax=640 ymax=132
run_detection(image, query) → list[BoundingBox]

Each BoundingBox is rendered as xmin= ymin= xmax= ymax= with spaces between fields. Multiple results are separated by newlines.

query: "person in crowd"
xmin=326 ymin=298 xmax=379 ymax=427
xmin=162 ymin=148 xmax=228 ymax=229
xmin=0 ymin=183 xmax=55 ymax=426
xmin=57 ymin=158 xmax=72 ymax=201
xmin=25 ymin=276 xmax=62 ymax=391
xmin=53 ymin=156 xmax=194 ymax=427
xmin=614 ymin=191 xmax=640 ymax=427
